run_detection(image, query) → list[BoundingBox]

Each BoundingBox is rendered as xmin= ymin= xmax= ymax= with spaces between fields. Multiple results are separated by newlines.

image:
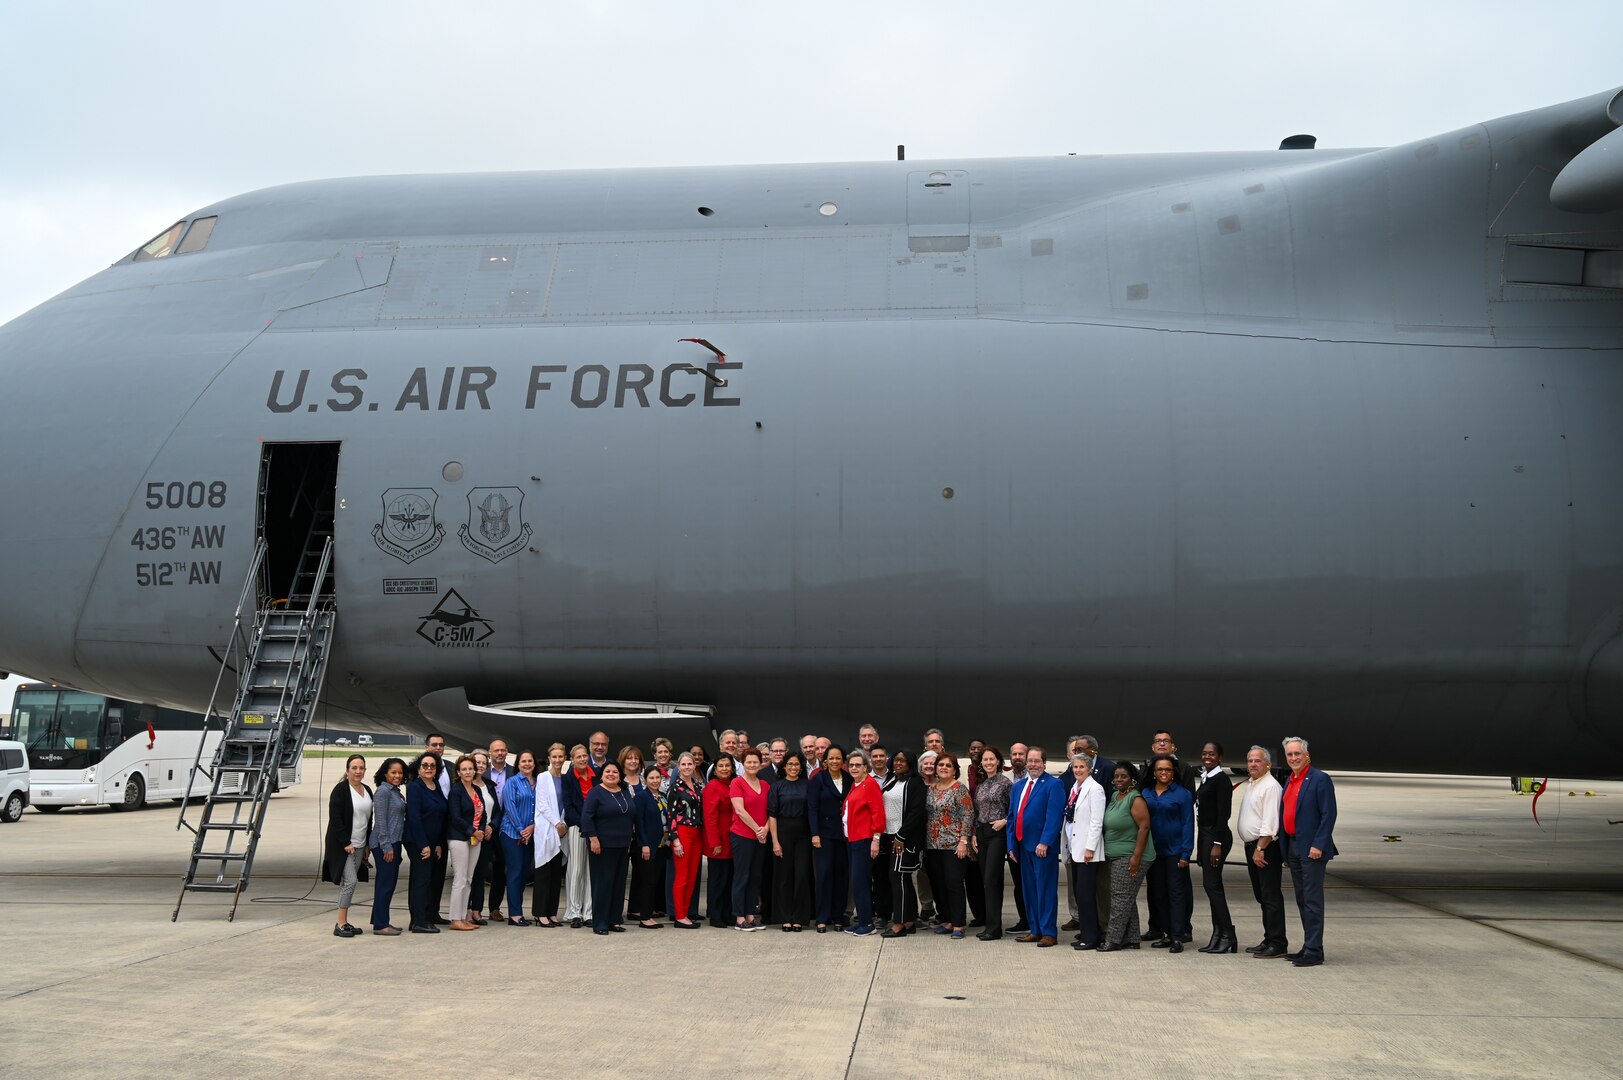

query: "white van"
xmin=1 ymin=740 xmax=29 ymax=822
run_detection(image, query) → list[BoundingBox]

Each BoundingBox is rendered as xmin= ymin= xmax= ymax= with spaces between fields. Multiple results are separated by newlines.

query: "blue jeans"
xmin=500 ymin=833 xmax=528 ymax=917
xmin=847 ymin=840 xmax=875 ymax=929
xmin=371 ymin=843 xmax=403 ymax=930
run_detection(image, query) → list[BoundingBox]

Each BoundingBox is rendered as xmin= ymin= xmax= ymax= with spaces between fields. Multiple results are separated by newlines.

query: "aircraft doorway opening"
xmin=258 ymin=442 xmax=339 ymax=606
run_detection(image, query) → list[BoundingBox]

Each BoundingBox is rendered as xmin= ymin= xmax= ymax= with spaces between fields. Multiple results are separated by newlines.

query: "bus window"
xmin=56 ymin=692 xmax=105 ymax=750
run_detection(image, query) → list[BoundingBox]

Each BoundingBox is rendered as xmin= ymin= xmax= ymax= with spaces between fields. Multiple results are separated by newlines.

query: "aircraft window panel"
xmin=176 ymin=215 xmax=218 ymax=254
xmin=134 ymin=221 xmax=187 ymax=261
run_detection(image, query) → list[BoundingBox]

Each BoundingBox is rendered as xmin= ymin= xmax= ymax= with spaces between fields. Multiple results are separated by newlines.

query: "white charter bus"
xmin=9 ymin=684 xmax=301 ymax=812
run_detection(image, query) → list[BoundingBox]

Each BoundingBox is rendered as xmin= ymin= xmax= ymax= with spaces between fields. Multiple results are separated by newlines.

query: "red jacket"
xmin=702 ymin=780 xmax=734 ymax=858
xmin=843 ymin=776 xmax=885 ymax=841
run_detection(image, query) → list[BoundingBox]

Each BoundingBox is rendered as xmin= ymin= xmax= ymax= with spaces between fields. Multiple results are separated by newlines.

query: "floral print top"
xmin=926 ymin=780 xmax=974 ymax=849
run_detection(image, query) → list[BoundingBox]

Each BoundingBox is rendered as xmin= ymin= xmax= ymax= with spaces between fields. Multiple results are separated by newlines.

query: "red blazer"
xmin=843 ymin=776 xmax=885 ymax=841
xmin=702 ymin=780 xmax=735 ymax=858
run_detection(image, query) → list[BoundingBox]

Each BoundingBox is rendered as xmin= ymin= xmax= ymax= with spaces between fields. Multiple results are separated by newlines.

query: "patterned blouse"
xmin=666 ymin=774 xmax=705 ymax=829
xmin=926 ymin=781 xmax=974 ymax=849
xmin=973 ymin=772 xmax=1012 ymax=827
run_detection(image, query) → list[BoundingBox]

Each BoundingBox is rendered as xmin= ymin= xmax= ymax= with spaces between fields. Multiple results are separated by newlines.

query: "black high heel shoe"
xmin=1196 ymin=930 xmax=1223 ymax=953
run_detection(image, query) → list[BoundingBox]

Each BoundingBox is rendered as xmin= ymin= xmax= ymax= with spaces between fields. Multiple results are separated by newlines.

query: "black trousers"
xmin=976 ymin=825 xmax=1007 ymax=933
xmin=628 ymin=846 xmax=659 ymax=920
xmin=873 ymin=834 xmax=896 ymax=923
xmin=759 ymin=832 xmax=775 ymax=923
xmin=1245 ymin=839 xmax=1287 ymax=948
xmin=1198 ymin=827 xmax=1234 ymax=934
xmin=532 ymin=851 xmax=563 ymax=918
xmin=773 ymin=818 xmax=814 ymax=925
xmin=922 ymin=844 xmax=946 ymax=918
xmin=1147 ymin=856 xmax=1193 ymax=939
xmin=407 ymin=846 xmax=442 ymax=927
xmin=813 ymin=835 xmax=849 ymax=927
xmin=706 ymin=857 xmax=734 ymax=927
xmin=889 ymin=853 xmax=920 ymax=926
xmin=965 ymin=852 xmax=986 ymax=924
xmin=732 ymin=835 xmax=764 ymax=920
xmin=1068 ymin=859 xmax=1101 ymax=945
xmin=587 ymin=845 xmax=629 ymax=933
xmin=925 ymin=849 xmax=968 ymax=927
xmin=1006 ymin=842 xmax=1027 ymax=927
xmin=430 ymin=840 xmax=448 ymax=916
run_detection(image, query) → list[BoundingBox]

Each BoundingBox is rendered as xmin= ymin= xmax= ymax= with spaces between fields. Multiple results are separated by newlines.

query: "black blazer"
xmin=883 ymin=773 xmax=927 ymax=849
xmin=1194 ymin=769 xmax=1234 ymax=848
xmin=322 ymin=781 xmax=373 ymax=885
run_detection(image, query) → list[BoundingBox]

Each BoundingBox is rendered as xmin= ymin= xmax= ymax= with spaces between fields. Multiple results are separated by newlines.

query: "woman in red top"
xmin=729 ymin=747 xmax=771 ymax=931
xmin=701 ymin=755 xmax=737 ymax=928
xmin=843 ymin=749 xmax=885 ymax=937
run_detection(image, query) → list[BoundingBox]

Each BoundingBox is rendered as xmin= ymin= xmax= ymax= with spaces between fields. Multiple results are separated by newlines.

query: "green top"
xmin=1103 ymin=789 xmax=1157 ymax=862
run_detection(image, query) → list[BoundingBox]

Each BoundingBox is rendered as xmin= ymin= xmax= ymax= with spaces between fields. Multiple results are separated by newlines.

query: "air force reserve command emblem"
xmin=373 ymin=488 xmax=446 ymax=563
xmin=458 ymin=486 xmax=532 ymax=564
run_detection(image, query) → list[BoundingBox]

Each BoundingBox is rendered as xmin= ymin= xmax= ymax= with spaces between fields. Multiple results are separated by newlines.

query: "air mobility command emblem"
xmin=373 ymin=487 xmax=446 ymax=563
xmin=459 ymin=486 xmax=532 ymax=564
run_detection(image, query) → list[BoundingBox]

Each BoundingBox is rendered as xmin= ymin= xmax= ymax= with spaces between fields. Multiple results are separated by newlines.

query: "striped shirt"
xmin=500 ymin=775 xmax=536 ymax=840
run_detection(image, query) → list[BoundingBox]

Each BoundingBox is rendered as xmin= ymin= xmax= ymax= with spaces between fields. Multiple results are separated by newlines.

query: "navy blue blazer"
xmin=446 ymin=783 xmax=486 ymax=843
xmin=404 ymin=778 xmax=447 ymax=852
xmin=806 ymin=769 xmax=851 ymax=841
xmin=581 ymin=785 xmax=635 ymax=849
xmin=562 ymin=771 xmax=593 ymax=829
xmin=631 ymin=785 xmax=665 ymax=851
xmin=1008 ymin=772 xmax=1065 ymax=852
xmin=1279 ymin=767 xmax=1338 ymax=861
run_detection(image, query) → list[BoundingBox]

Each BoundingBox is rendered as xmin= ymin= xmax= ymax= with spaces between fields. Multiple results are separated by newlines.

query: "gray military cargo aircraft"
xmin=1 ymin=87 xmax=1620 ymax=777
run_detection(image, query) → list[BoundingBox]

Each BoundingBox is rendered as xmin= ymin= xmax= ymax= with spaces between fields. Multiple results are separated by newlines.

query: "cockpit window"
xmin=134 ymin=221 xmax=187 ymax=261
xmin=176 ymin=215 xmax=218 ymax=254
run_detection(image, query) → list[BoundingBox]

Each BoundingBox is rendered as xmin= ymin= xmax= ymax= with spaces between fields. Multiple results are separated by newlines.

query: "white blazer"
xmin=534 ymin=771 xmax=565 ymax=866
xmin=1065 ymin=775 xmax=1106 ymax=862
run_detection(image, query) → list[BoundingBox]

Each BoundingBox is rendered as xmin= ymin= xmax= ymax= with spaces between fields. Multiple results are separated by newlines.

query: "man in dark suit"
xmin=483 ymin=739 xmax=518 ymax=919
xmin=1008 ymin=746 xmax=1065 ymax=946
xmin=1279 ymin=737 xmax=1337 ymax=967
xmin=587 ymin=731 xmax=611 ymax=779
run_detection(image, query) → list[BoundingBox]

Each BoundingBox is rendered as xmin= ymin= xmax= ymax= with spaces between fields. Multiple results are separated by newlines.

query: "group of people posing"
xmin=322 ymin=724 xmax=1338 ymax=967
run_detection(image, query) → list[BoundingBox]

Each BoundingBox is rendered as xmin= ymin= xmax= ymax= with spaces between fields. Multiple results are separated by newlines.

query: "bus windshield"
xmin=12 ymin=689 xmax=108 ymax=754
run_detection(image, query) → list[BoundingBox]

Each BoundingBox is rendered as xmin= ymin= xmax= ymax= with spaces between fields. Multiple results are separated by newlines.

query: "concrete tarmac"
xmin=1 ymin=762 xmax=1620 ymax=1079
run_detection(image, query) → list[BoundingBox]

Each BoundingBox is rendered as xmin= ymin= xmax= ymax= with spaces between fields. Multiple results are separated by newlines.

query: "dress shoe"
xmin=1291 ymin=953 xmax=1324 ymax=968
xmin=674 ymin=920 xmax=701 ymax=929
xmin=1016 ymin=933 xmax=1040 ymax=943
xmin=1071 ymin=941 xmax=1097 ymax=951
xmin=1197 ymin=931 xmax=1223 ymax=953
xmin=881 ymin=927 xmax=906 ymax=939
xmin=432 ymin=916 xmax=451 ymax=925
xmin=1037 ymin=936 xmax=1057 ymax=947
xmin=374 ymin=926 xmax=402 ymax=936
xmin=1252 ymin=944 xmax=1287 ymax=958
xmin=468 ymin=916 xmax=488 ymax=927
xmin=1286 ymin=950 xmax=1304 ymax=961
xmin=1061 ymin=918 xmax=1079 ymax=931
xmin=967 ymin=919 xmax=986 ymax=928
xmin=409 ymin=924 xmax=439 ymax=934
xmin=1210 ymin=933 xmax=1238 ymax=954
xmin=507 ymin=917 xmax=532 ymax=927
xmin=570 ymin=917 xmax=583 ymax=929
xmin=976 ymin=930 xmax=1002 ymax=941
xmin=1168 ymin=939 xmax=1183 ymax=953
xmin=1141 ymin=930 xmax=1166 ymax=942
xmin=488 ymin=909 xmax=503 ymax=921
xmin=1151 ymin=938 xmax=1175 ymax=948
xmin=449 ymin=920 xmax=477 ymax=931
xmin=332 ymin=924 xmax=356 ymax=938
xmin=1097 ymin=941 xmax=1123 ymax=952
xmin=1245 ymin=942 xmax=1265 ymax=953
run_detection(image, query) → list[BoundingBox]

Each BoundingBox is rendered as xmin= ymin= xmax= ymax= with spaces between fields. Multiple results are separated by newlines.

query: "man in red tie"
xmin=1008 ymin=747 xmax=1065 ymax=946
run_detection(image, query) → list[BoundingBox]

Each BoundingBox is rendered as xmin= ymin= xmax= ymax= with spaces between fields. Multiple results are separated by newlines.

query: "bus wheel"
xmin=2 ymin=792 xmax=24 ymax=823
xmin=34 ymin=804 xmax=62 ymax=814
xmin=117 ymin=774 xmax=146 ymax=812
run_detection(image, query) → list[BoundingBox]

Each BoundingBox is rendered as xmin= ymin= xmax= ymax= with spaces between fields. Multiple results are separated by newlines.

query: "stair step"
xmin=182 ymin=882 xmax=244 ymax=893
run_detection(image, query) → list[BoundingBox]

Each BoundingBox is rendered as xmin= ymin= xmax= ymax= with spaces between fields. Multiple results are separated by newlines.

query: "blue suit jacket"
xmin=806 ymin=769 xmax=850 ymax=841
xmin=1009 ymin=772 xmax=1064 ymax=853
xmin=1280 ymin=767 xmax=1338 ymax=861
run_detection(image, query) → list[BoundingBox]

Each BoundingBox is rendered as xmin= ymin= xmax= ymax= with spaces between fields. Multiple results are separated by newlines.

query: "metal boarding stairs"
xmin=173 ymin=535 xmax=336 ymax=921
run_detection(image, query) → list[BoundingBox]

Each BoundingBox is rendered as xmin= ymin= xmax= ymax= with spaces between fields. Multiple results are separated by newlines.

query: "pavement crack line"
xmin=1333 ymin=871 xmax=1623 ymax=973
xmin=843 ymin=937 xmax=885 ymax=1080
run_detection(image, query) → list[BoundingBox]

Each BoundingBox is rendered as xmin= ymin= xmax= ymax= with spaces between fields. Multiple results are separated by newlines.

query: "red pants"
xmin=673 ymin=824 xmax=702 ymax=921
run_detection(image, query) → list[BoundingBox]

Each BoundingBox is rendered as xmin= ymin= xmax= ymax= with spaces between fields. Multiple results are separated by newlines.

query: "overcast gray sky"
xmin=1 ymin=0 xmax=1618 ymax=705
